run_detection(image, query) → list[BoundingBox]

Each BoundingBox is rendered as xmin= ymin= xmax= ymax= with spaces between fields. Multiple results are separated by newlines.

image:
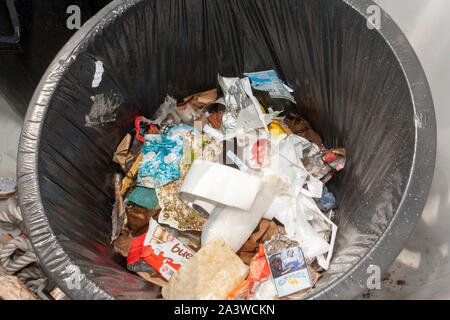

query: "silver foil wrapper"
xmin=263 ymin=231 xmax=300 ymax=256
xmin=218 ymin=75 xmax=252 ymax=135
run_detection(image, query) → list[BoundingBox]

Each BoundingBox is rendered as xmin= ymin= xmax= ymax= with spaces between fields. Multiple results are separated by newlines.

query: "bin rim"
xmin=17 ymin=0 xmax=436 ymax=300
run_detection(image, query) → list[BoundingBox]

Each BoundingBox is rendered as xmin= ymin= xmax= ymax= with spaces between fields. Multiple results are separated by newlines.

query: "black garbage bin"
xmin=18 ymin=0 xmax=436 ymax=299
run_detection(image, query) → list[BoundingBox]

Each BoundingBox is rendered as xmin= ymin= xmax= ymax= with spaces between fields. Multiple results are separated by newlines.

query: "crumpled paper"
xmin=113 ymin=228 xmax=132 ymax=257
xmin=112 ymin=134 xmax=132 ymax=172
xmin=178 ymin=89 xmax=218 ymax=110
xmin=126 ymin=204 xmax=160 ymax=236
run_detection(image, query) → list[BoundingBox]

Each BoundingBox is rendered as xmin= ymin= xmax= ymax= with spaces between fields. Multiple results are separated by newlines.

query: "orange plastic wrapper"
xmin=207 ymin=112 xmax=224 ymax=130
xmin=228 ymin=244 xmax=271 ymax=300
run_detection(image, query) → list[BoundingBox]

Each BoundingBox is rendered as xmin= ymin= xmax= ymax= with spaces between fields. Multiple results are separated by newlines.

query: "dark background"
xmin=0 ymin=0 xmax=111 ymax=116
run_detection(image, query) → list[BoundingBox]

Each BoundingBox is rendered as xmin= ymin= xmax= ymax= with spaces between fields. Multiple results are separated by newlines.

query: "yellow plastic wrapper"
xmin=258 ymin=105 xmax=290 ymax=138
xmin=120 ymin=152 xmax=142 ymax=196
xmin=161 ymin=237 xmax=249 ymax=300
xmin=268 ymin=120 xmax=290 ymax=138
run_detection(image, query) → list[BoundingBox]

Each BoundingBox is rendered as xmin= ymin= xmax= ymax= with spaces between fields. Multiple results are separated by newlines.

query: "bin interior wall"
xmin=35 ymin=0 xmax=415 ymax=299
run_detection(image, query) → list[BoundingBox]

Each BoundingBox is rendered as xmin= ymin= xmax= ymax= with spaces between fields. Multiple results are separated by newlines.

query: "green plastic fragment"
xmin=128 ymin=186 xmax=159 ymax=210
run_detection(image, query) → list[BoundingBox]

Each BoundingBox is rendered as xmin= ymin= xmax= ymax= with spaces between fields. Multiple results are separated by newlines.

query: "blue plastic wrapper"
xmin=244 ymin=70 xmax=295 ymax=103
xmin=138 ymin=135 xmax=184 ymax=189
xmin=314 ymin=186 xmax=337 ymax=212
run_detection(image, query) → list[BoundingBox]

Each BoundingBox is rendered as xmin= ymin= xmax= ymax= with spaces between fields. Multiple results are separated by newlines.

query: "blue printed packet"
xmin=244 ymin=70 xmax=296 ymax=103
xmin=138 ymin=134 xmax=184 ymax=189
xmin=265 ymin=246 xmax=312 ymax=298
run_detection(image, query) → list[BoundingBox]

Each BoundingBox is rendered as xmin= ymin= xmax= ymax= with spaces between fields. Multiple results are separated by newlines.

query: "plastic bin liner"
xmin=17 ymin=0 xmax=436 ymax=299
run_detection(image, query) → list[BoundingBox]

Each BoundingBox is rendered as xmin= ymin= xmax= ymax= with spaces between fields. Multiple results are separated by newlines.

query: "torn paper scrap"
xmin=112 ymin=134 xmax=132 ymax=171
xmin=92 ymin=60 xmax=104 ymax=88
xmin=85 ymin=92 xmax=123 ymax=127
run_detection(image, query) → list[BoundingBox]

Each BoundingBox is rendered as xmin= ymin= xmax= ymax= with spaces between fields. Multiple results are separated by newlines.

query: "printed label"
xmin=266 ymin=246 xmax=312 ymax=297
xmin=141 ymin=219 xmax=195 ymax=280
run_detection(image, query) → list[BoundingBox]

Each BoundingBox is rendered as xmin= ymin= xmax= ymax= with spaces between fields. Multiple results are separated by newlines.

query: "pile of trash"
xmin=111 ymin=70 xmax=345 ymax=300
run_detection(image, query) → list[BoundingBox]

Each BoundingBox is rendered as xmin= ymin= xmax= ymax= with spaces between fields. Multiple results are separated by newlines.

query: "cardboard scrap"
xmin=113 ymin=229 xmax=133 ymax=257
xmin=238 ymin=219 xmax=285 ymax=265
xmin=126 ymin=204 xmax=160 ymax=236
xmin=178 ymin=89 xmax=218 ymax=109
xmin=286 ymin=117 xmax=323 ymax=146
xmin=113 ymin=134 xmax=132 ymax=171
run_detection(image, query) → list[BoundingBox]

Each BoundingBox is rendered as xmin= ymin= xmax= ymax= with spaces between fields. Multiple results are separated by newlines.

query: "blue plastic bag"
xmin=138 ymin=135 xmax=184 ymax=189
xmin=314 ymin=186 xmax=337 ymax=212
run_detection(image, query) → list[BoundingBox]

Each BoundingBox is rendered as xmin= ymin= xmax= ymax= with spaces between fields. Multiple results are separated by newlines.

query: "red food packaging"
xmin=139 ymin=219 xmax=195 ymax=280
